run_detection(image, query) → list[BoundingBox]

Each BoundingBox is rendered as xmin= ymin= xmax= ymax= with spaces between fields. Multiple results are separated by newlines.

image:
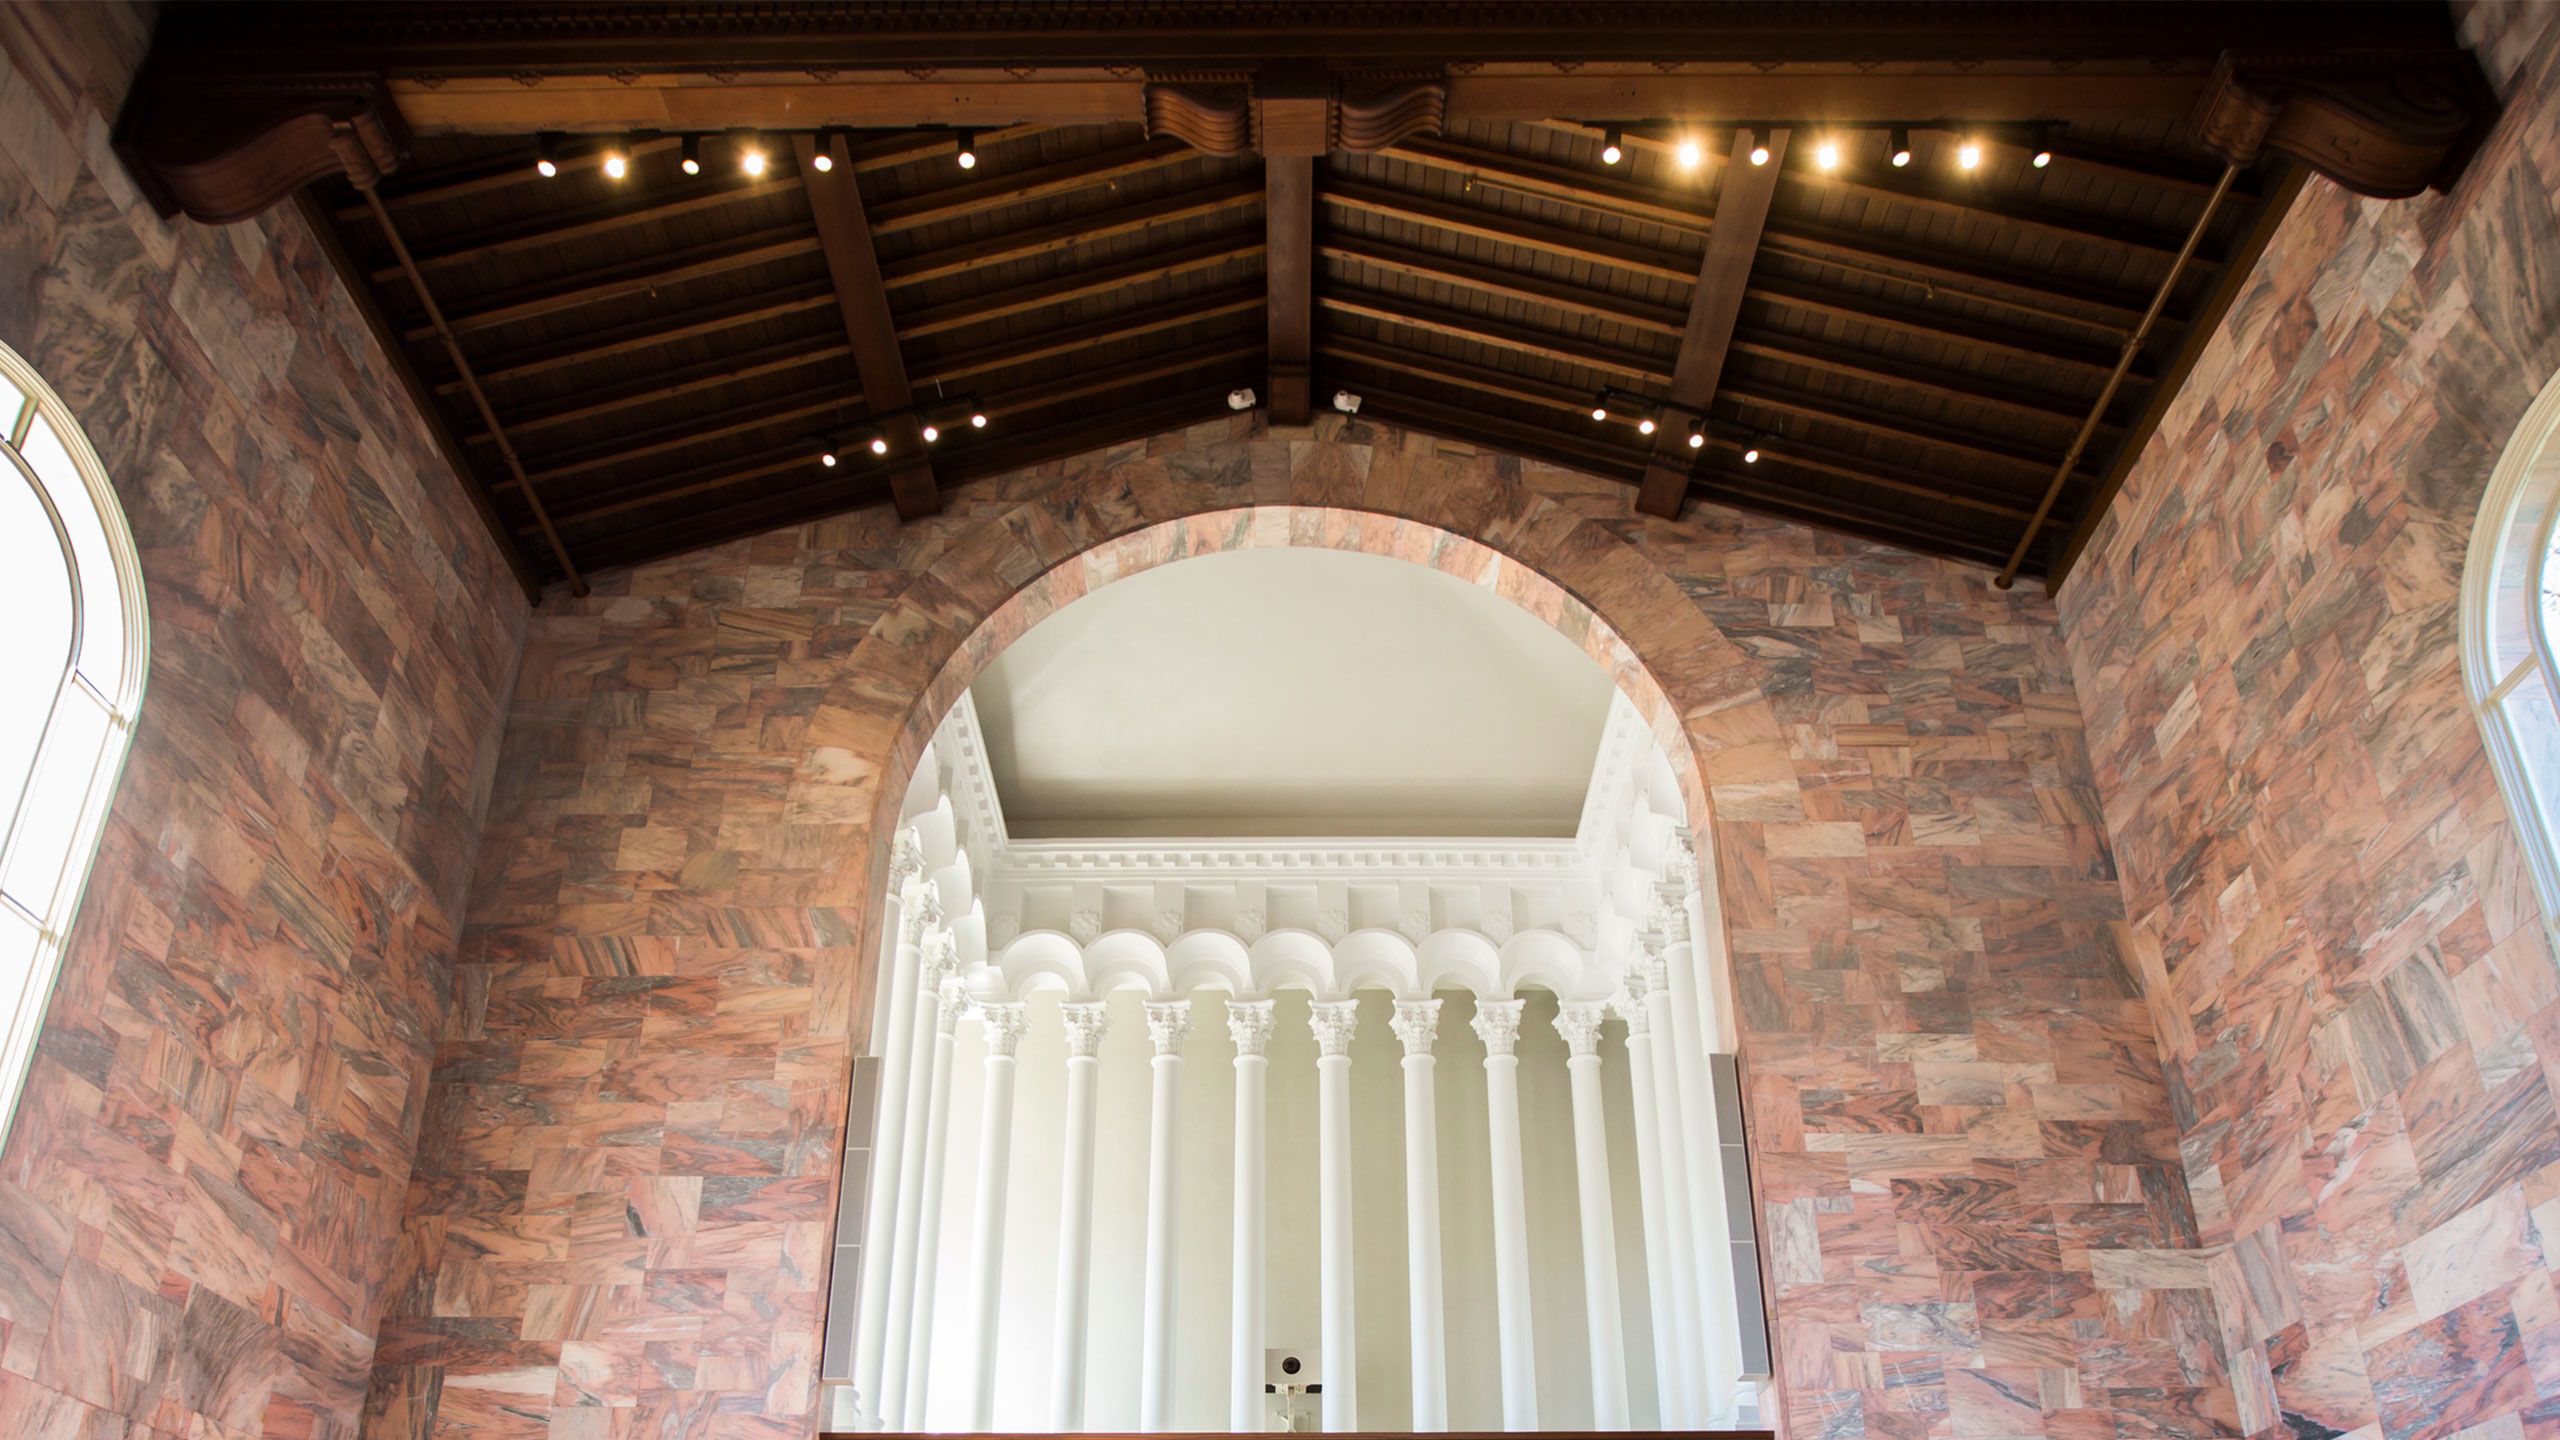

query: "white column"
xmin=1470 ymin=998 xmax=1539 ymax=1432
xmin=1558 ymin=1001 xmax=1630 ymax=1429
xmin=1050 ymin=1001 xmax=1111 ymax=1430
xmin=1309 ymin=999 xmax=1362 ymax=1432
xmin=854 ymin=839 xmax=931 ymax=1425
xmin=1637 ymin=947 xmax=1710 ymax=1430
xmin=881 ymin=925 xmax=958 ymax=1424
xmin=961 ymin=1001 xmax=1030 ymax=1431
xmin=1618 ymin=969 xmax=1694 ymax=1428
xmin=1659 ymin=867 xmax=1743 ymax=1417
xmin=1138 ymin=1000 xmax=1194 ymax=1432
xmin=1391 ymin=999 xmax=1448 ymax=1431
xmin=902 ymin=983 xmax=967 ymax=1430
xmin=1228 ymin=999 xmax=1277 ymax=1433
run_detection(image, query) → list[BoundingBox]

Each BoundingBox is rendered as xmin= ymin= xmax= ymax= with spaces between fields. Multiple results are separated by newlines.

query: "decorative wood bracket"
xmin=1144 ymin=67 xmax=1447 ymax=157
xmin=2191 ymin=49 xmax=2497 ymax=200
xmin=113 ymin=73 xmax=409 ymax=224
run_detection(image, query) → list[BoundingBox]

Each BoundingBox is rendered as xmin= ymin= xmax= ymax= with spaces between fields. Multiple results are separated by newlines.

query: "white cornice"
xmin=996 ymin=838 xmax=1585 ymax=879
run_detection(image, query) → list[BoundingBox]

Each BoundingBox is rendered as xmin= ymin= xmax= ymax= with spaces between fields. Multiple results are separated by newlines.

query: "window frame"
xmin=0 ymin=341 xmax=149 ymax=1146
xmin=2462 ymin=363 xmax=2560 ymax=935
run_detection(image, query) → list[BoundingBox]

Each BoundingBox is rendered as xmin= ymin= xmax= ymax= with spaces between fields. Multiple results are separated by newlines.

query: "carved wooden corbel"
xmin=1335 ymin=77 xmax=1448 ymax=153
xmin=1144 ymin=80 xmax=1254 ymax=156
xmin=113 ymin=73 xmax=409 ymax=224
xmin=2191 ymin=49 xmax=2496 ymax=200
xmin=1144 ymin=66 xmax=1449 ymax=157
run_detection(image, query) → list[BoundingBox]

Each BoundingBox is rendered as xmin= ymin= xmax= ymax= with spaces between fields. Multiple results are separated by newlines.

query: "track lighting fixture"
xmin=1813 ymin=137 xmax=1841 ymax=172
xmin=1228 ymin=387 xmax=1259 ymax=411
xmin=1637 ymin=414 xmax=1657 ymax=436
xmin=869 ymin=435 xmax=889 ymax=456
xmin=1590 ymin=397 xmax=1610 ymax=422
xmin=969 ymin=409 xmax=988 ymax=429
xmin=811 ymin=144 xmax=834 ymax=174
xmin=1743 ymin=441 xmax=1762 ymax=464
xmin=2031 ymin=130 xmax=2053 ymax=168
xmin=1687 ymin=419 xmax=1706 ymax=449
xmin=1957 ymin=139 xmax=1982 ymax=171
xmin=954 ymin=129 xmax=978 ymax=170
xmin=1600 ymin=126 xmax=1624 ymax=165
xmin=922 ymin=421 xmax=941 ymax=443
xmin=535 ymin=134 xmax=561 ymax=179
xmin=680 ymin=134 xmax=702 ymax=176
xmin=738 ymin=132 xmax=769 ymax=177
xmin=819 ymin=442 xmax=839 ymax=468
xmin=600 ymin=140 xmax=630 ymax=181
xmin=1676 ymin=138 xmax=1704 ymax=171
xmin=1746 ymin=128 xmax=1770 ymax=167
xmin=1889 ymin=127 xmax=1911 ymax=168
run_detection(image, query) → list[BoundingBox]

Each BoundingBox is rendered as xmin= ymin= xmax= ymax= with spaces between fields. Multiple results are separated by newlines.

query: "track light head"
xmin=869 ymin=435 xmax=889 ymax=456
xmin=820 ymin=444 xmax=838 ymax=468
xmin=2031 ymin=136 xmax=2053 ymax=168
xmin=1957 ymin=139 xmax=1982 ymax=171
xmin=1687 ymin=420 xmax=1706 ymax=450
xmin=1743 ymin=443 xmax=1761 ymax=464
xmin=1889 ymin=127 xmax=1911 ymax=168
xmin=921 ymin=422 xmax=941 ymax=443
xmin=680 ymin=134 xmax=702 ymax=176
xmin=599 ymin=138 xmax=632 ymax=180
xmin=738 ymin=132 xmax=768 ymax=177
xmin=1746 ymin=128 xmax=1770 ymax=167
xmin=1600 ymin=126 xmax=1624 ymax=166
xmin=955 ymin=129 xmax=978 ymax=170
xmin=811 ymin=148 xmax=834 ymax=173
xmin=1591 ymin=399 xmax=1609 ymax=422
xmin=1675 ymin=138 xmax=1704 ymax=170
xmin=1813 ymin=137 xmax=1841 ymax=171
xmin=969 ymin=409 xmax=987 ymax=429
xmin=1637 ymin=415 xmax=1657 ymax=436
xmin=535 ymin=133 xmax=561 ymax=178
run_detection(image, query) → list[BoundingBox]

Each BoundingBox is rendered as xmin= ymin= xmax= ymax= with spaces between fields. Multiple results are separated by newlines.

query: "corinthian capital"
xmin=1144 ymin=1000 xmax=1194 ymax=1055
xmin=1555 ymin=1000 xmax=1609 ymax=1058
xmin=1470 ymin=997 xmax=1525 ymax=1056
xmin=1309 ymin=1000 xmax=1360 ymax=1058
xmin=1390 ymin=998 xmax=1442 ymax=1057
xmin=1060 ymin=1001 xmax=1111 ymax=1058
xmin=900 ymin=882 xmax=944 ymax=943
xmin=1227 ymin=999 xmax=1277 ymax=1056
xmin=977 ymin=1001 xmax=1029 ymax=1057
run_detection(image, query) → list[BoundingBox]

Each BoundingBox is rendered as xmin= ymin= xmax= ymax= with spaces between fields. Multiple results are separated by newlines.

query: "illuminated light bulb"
xmin=922 ymin=422 xmax=941 ymax=443
xmin=811 ymin=150 xmax=834 ymax=173
xmin=1743 ymin=444 xmax=1761 ymax=464
xmin=680 ymin=135 xmax=702 ymax=176
xmin=1637 ymin=416 xmax=1657 ymax=436
xmin=969 ymin=410 xmax=987 ymax=429
xmin=741 ymin=144 xmax=768 ymax=177
xmin=1957 ymin=140 xmax=1982 ymax=171
xmin=1746 ymin=128 xmax=1769 ymax=167
xmin=602 ymin=152 xmax=628 ymax=180
xmin=535 ymin=134 xmax=561 ymax=179
xmin=1676 ymin=138 xmax=1703 ymax=170
xmin=1687 ymin=421 xmax=1706 ymax=450
xmin=1601 ymin=126 xmax=1624 ymax=165
xmin=1591 ymin=403 xmax=1609 ymax=422
xmin=1814 ymin=138 xmax=1841 ymax=171
xmin=869 ymin=436 xmax=889 ymax=456
xmin=1889 ymin=127 xmax=1911 ymax=168
xmin=2032 ymin=147 xmax=2052 ymax=169
xmin=820 ymin=447 xmax=838 ymax=468
xmin=955 ymin=129 xmax=978 ymax=170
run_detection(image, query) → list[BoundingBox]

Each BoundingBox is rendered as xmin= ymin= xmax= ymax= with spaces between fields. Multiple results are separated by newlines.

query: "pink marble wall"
xmin=0 ymin=6 xmax=529 ymax=1438
xmin=381 ymin=413 xmax=2223 ymax=1440
xmin=2055 ymin=11 xmax=2560 ymax=1440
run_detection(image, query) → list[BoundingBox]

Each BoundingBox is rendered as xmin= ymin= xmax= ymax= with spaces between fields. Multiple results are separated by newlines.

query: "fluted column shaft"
xmin=961 ymin=1001 xmax=1029 ymax=1430
xmin=1228 ymin=1000 xmax=1277 ymax=1432
xmin=881 ymin=927 xmax=957 ymax=1423
xmin=1638 ymin=958 xmax=1710 ymax=1429
xmin=1660 ymin=865 xmax=1743 ymax=1418
xmin=1470 ymin=998 xmax=1539 ymax=1431
xmin=1559 ymin=1001 xmax=1630 ymax=1429
xmin=854 ymin=848 xmax=931 ymax=1423
xmin=1392 ymin=999 xmax=1448 ymax=1431
xmin=901 ymin=985 xmax=967 ymax=1430
xmin=1138 ymin=1001 xmax=1193 ymax=1432
xmin=1619 ymin=975 xmax=1693 ymax=1428
xmin=1050 ymin=1001 xmax=1111 ymax=1430
xmin=1310 ymin=999 xmax=1361 ymax=1432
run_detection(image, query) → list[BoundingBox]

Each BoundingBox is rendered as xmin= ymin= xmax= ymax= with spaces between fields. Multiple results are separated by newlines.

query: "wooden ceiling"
xmin=115 ymin=3 xmax=2498 ymax=597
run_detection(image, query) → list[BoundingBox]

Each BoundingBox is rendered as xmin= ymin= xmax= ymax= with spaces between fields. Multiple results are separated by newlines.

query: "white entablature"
xmin=896 ymin=688 xmax=1703 ymax=1008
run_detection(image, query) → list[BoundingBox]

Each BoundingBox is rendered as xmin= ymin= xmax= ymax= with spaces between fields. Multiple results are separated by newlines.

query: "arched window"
xmin=2464 ymin=365 xmax=2560 ymax=930
xmin=0 ymin=341 xmax=147 ymax=1141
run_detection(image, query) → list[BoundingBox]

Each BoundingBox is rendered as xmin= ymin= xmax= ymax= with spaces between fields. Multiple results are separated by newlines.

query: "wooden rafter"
xmin=1266 ymin=156 xmax=1314 ymax=423
xmin=410 ymin=226 xmax=822 ymax=341
xmin=913 ymin=287 xmax=1265 ymax=389
xmin=794 ymin=131 xmax=936 ymax=519
xmin=438 ymin=284 xmax=838 ymax=394
xmin=472 ymin=335 xmax=852 ymax=444
xmin=1638 ymin=127 xmax=1786 ymax=518
xmin=883 ymin=180 xmax=1262 ymax=291
xmin=897 ymin=234 xmax=1263 ymax=342
xmin=366 ymin=174 xmax=798 ymax=281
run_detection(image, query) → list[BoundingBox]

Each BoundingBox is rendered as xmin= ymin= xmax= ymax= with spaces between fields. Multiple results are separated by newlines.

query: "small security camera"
xmin=1228 ymin=386 xmax=1259 ymax=411
xmin=1331 ymin=390 xmax=1362 ymax=414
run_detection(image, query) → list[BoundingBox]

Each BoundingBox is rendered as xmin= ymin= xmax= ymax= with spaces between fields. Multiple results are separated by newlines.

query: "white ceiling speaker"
xmin=1332 ymin=390 xmax=1362 ymax=414
xmin=1228 ymin=387 xmax=1259 ymax=411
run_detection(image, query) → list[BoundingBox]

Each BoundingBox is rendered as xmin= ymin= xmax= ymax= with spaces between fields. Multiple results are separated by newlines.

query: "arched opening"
xmin=0 ymin=340 xmax=149 ymax=1148
xmin=817 ymin=506 xmax=1771 ymax=1433
xmin=2462 ymin=362 xmax=2560 ymax=931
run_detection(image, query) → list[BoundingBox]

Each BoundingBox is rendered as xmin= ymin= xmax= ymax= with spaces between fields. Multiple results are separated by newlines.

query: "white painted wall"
xmin=920 ymin=987 xmax=1662 ymax=1431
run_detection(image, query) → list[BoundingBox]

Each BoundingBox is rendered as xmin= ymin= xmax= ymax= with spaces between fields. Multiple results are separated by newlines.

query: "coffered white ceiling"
xmin=967 ymin=548 xmax=1614 ymax=838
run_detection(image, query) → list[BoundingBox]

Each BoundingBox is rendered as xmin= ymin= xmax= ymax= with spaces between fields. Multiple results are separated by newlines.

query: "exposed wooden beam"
xmin=1320 ymin=236 xmax=1687 ymax=338
xmin=365 ymin=174 xmax=798 ymax=282
xmin=1639 ymin=128 xmax=1785 ymax=518
xmin=1726 ymin=330 xmax=2105 ymax=431
xmin=409 ymin=226 xmax=822 ymax=341
xmin=897 ymin=235 xmax=1263 ymax=342
xmin=882 ymin=179 xmax=1262 ymax=291
xmin=434 ymin=283 xmax=838 ymax=393
xmin=1321 ymin=291 xmax=1669 ymax=384
xmin=1805 ymin=165 xmax=2204 ymax=260
xmin=1745 ymin=274 xmax=2128 ymax=377
xmin=867 ymin=138 xmax=1199 ymax=237
xmin=795 ymin=131 xmax=936 ymax=519
xmin=1266 ymin=156 xmax=1314 ymax=422
xmin=1321 ymin=334 xmax=2062 ymax=527
xmin=468 ymin=335 xmax=852 ymax=444
xmin=1322 ymin=180 xmax=1695 ymax=285
xmin=500 ymin=386 xmax=864 ymax=495
xmin=912 ymin=287 xmax=1265 ymax=389
xmin=1723 ymin=380 xmax=2076 ymax=478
